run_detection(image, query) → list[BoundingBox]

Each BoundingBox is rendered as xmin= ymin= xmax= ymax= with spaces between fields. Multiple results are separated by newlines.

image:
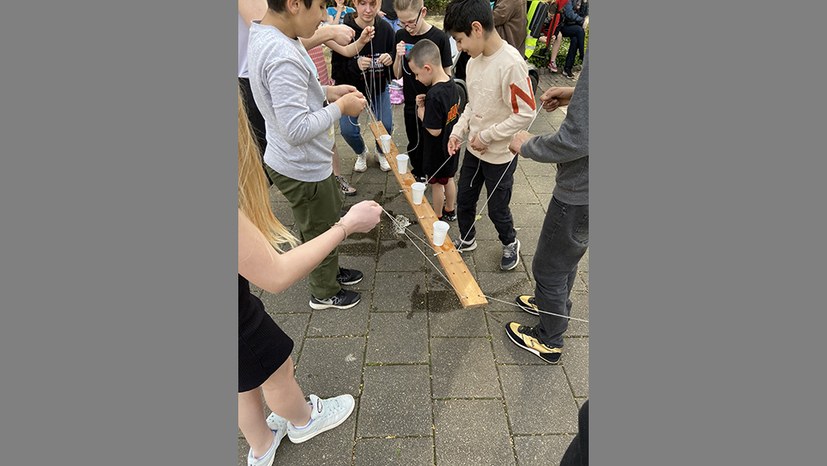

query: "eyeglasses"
xmin=399 ymin=7 xmax=424 ymax=28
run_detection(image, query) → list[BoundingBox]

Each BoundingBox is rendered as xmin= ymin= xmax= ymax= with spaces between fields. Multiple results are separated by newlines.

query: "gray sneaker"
xmin=287 ymin=394 xmax=356 ymax=444
xmin=500 ymin=239 xmax=521 ymax=271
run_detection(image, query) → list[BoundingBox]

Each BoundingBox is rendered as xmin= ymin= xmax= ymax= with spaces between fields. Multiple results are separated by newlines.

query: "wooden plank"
xmin=369 ymin=121 xmax=487 ymax=309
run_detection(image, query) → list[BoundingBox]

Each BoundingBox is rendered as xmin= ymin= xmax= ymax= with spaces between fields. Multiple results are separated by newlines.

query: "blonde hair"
xmin=394 ymin=0 xmax=423 ymax=13
xmin=238 ymin=86 xmax=298 ymax=251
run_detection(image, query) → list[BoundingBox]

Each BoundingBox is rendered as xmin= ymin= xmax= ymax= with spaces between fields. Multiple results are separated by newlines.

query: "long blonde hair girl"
xmin=238 ymin=86 xmax=298 ymax=251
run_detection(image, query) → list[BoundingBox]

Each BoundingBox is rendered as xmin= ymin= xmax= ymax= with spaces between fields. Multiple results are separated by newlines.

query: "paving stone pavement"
xmin=239 ymin=64 xmax=586 ymax=466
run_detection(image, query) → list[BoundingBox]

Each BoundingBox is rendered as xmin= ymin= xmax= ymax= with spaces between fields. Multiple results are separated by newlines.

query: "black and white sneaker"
xmin=453 ymin=237 xmax=477 ymax=252
xmin=309 ymin=289 xmax=361 ymax=310
xmin=441 ymin=209 xmax=457 ymax=222
xmin=336 ymin=267 xmax=363 ymax=286
xmin=500 ymin=239 xmax=521 ymax=271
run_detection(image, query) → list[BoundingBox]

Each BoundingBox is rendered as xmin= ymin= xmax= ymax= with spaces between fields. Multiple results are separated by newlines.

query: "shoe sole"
xmin=288 ymin=400 xmax=355 ymax=444
xmin=337 ymin=276 xmax=363 ymax=286
xmin=504 ymin=326 xmax=561 ymax=364
xmin=500 ymin=240 xmax=521 ymax=271
xmin=342 ymin=190 xmax=357 ymax=196
xmin=455 ymin=241 xmax=477 ymax=252
xmin=353 ymin=167 xmax=367 ymax=173
xmin=515 ymin=296 xmax=539 ymax=316
xmin=308 ymin=296 xmax=361 ymax=310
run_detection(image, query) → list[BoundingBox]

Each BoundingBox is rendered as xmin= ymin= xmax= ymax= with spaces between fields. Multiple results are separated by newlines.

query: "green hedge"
xmin=528 ymin=27 xmax=589 ymax=70
xmin=425 ymin=0 xmax=451 ymax=14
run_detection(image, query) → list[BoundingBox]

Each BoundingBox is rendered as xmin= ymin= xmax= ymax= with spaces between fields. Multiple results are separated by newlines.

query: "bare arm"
xmin=239 ymin=201 xmax=382 ymax=294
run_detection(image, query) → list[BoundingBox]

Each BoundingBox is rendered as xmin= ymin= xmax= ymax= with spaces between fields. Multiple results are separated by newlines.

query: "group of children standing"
xmin=239 ymin=0 xmax=539 ymax=463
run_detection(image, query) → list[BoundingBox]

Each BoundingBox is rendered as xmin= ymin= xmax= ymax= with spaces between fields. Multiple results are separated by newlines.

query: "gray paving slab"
xmin=433 ymin=399 xmax=516 ymax=466
xmin=563 ymin=337 xmax=590 ymax=398
xmin=377 ymin=240 xmax=432 ymax=272
xmin=372 ymin=272 xmax=427 ymax=313
xmin=477 ymin=270 xmax=533 ymax=301
xmin=307 ymin=305 xmax=370 ymax=338
xmin=525 ymin=175 xmax=556 ymax=194
xmin=260 ymin=278 xmax=311 ymax=313
xmin=295 ymin=337 xmax=366 ymax=397
xmin=510 ymin=203 xmax=548 ymax=229
xmin=354 ymin=437 xmax=434 ymax=466
xmin=268 ymin=312 xmax=310 ymax=363
xmin=366 ymin=313 xmax=429 ymax=364
xmin=498 ymin=365 xmax=579 ymax=434
xmin=514 ymin=227 xmax=542 ymax=255
xmin=513 ymin=434 xmax=575 ymax=466
xmin=575 ymin=270 xmax=588 ymax=293
xmin=511 ymin=185 xmax=542 ymax=205
xmin=430 ymin=337 xmax=501 ymax=399
xmin=565 ymin=291 xmax=590 ymax=337
xmin=429 ymin=309 xmax=488 ymax=337
xmin=537 ymin=191 xmax=553 ymax=210
xmin=357 ymin=365 xmax=433 ymax=437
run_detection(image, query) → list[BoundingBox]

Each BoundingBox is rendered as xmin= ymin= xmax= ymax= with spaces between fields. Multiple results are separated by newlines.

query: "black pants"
xmin=456 ymin=150 xmax=518 ymax=245
xmin=560 ymin=399 xmax=589 ymax=466
xmin=560 ymin=24 xmax=586 ymax=73
xmin=238 ymin=77 xmax=273 ymax=186
xmin=534 ymin=197 xmax=589 ymax=348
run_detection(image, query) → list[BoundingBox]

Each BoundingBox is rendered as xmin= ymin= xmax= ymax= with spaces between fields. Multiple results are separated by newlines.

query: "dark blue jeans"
xmin=533 ymin=197 xmax=589 ymax=348
xmin=456 ymin=150 xmax=518 ymax=245
xmin=560 ymin=24 xmax=586 ymax=73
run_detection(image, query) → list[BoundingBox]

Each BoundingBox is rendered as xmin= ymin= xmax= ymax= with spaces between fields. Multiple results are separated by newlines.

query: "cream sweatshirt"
xmin=450 ymin=39 xmax=536 ymax=165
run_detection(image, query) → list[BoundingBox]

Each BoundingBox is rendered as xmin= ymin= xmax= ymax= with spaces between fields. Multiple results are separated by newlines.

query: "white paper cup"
xmin=379 ymin=134 xmax=392 ymax=154
xmin=396 ymin=153 xmax=409 ymax=174
xmin=432 ymin=220 xmax=450 ymax=246
xmin=411 ymin=182 xmax=426 ymax=205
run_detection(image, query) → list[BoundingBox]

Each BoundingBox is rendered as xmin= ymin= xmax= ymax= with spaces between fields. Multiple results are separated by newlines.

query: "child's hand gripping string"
xmin=447 ymin=135 xmax=463 ymax=156
xmin=357 ymin=25 xmax=375 ymax=47
xmin=326 ymin=24 xmax=357 ymax=46
xmin=329 ymin=87 xmax=367 ymax=117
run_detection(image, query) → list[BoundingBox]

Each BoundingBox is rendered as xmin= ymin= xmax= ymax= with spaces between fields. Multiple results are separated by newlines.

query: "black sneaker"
xmin=500 ymin=239 xmax=521 ymax=271
xmin=441 ymin=209 xmax=457 ymax=222
xmin=309 ymin=289 xmax=361 ymax=310
xmin=515 ymin=295 xmax=539 ymax=316
xmin=563 ymin=69 xmax=575 ymax=79
xmin=504 ymin=322 xmax=562 ymax=363
xmin=336 ymin=267 xmax=363 ymax=286
xmin=453 ymin=237 xmax=477 ymax=252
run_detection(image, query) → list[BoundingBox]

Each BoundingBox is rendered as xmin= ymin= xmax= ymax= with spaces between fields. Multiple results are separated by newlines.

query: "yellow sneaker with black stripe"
xmin=515 ymin=295 xmax=539 ymax=316
xmin=505 ymin=322 xmax=562 ymax=364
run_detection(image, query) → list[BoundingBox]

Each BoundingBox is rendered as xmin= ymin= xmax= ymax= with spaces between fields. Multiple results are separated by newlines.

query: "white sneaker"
xmin=376 ymin=152 xmax=391 ymax=171
xmin=354 ymin=152 xmax=367 ymax=172
xmin=246 ymin=427 xmax=287 ymax=466
xmin=287 ymin=394 xmax=355 ymax=444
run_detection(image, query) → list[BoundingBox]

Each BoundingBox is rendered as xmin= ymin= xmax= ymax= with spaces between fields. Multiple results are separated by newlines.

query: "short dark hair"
xmin=443 ymin=0 xmax=494 ymax=36
xmin=408 ymin=39 xmax=442 ymax=68
xmin=267 ymin=0 xmax=315 ymax=13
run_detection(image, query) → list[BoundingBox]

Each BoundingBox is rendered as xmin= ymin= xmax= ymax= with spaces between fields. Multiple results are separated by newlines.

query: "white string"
xmin=379 ymin=207 xmax=587 ymax=323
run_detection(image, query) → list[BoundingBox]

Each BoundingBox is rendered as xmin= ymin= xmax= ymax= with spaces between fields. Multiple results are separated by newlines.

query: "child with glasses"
xmin=392 ymin=0 xmax=453 ymax=182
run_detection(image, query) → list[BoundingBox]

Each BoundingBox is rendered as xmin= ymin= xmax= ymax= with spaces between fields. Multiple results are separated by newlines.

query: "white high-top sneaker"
xmin=354 ymin=152 xmax=367 ymax=172
xmin=375 ymin=151 xmax=391 ymax=171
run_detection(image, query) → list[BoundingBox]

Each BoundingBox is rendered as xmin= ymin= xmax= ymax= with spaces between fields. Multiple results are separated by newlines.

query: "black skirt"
xmin=238 ymin=275 xmax=294 ymax=392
